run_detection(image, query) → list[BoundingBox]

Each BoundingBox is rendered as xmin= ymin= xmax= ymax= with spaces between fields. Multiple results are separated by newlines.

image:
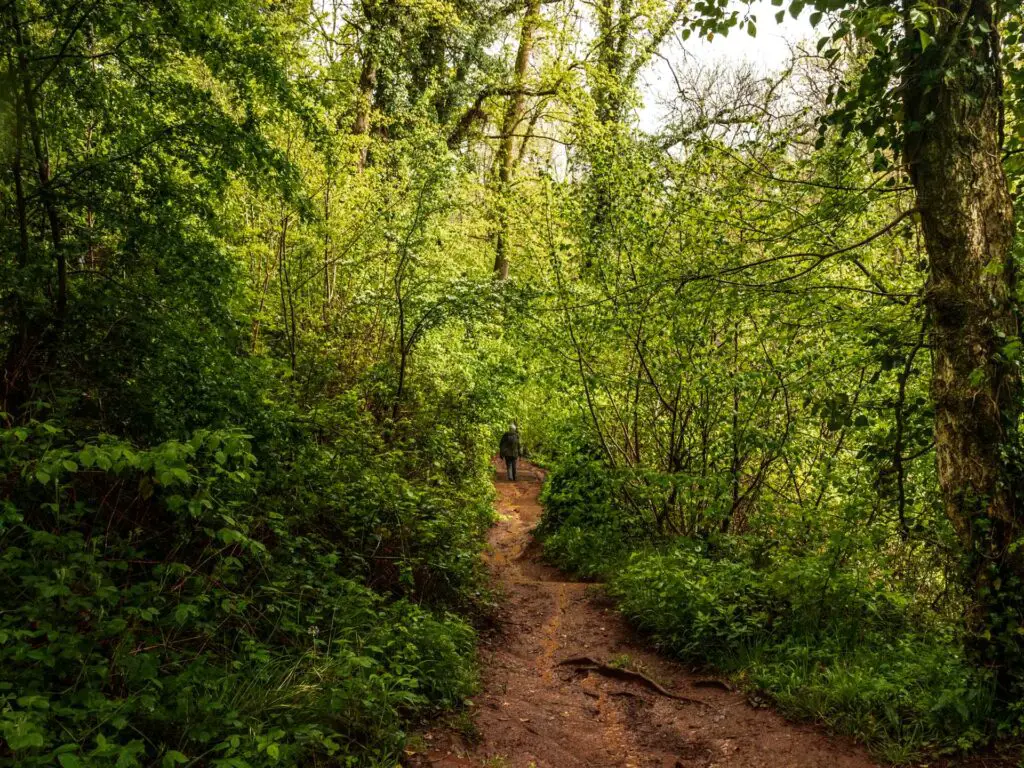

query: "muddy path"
xmin=409 ymin=461 xmax=879 ymax=768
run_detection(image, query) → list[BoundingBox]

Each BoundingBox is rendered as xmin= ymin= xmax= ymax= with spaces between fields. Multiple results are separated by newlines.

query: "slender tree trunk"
xmin=251 ymin=252 xmax=272 ymax=351
xmin=903 ymin=0 xmax=1022 ymax=680
xmin=3 ymin=59 xmax=30 ymax=414
xmin=892 ymin=316 xmax=929 ymax=538
xmin=85 ymin=122 xmax=96 ymax=269
xmin=724 ymin=324 xmax=741 ymax=534
xmin=593 ymin=0 xmax=635 ymax=125
xmin=277 ymin=213 xmax=296 ymax=370
xmin=11 ymin=2 xmax=65 ymax=316
xmin=10 ymin=67 xmax=28 ymax=267
xmin=493 ymin=0 xmax=540 ymax=279
xmin=323 ymin=175 xmax=332 ymax=324
xmin=392 ymin=265 xmax=407 ymax=422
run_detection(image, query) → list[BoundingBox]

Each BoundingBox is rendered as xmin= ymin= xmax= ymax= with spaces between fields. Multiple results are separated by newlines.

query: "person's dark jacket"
xmin=499 ymin=431 xmax=521 ymax=459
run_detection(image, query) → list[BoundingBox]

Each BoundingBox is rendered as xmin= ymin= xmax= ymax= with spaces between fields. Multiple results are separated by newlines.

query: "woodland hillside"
xmin=1 ymin=0 xmax=1023 ymax=765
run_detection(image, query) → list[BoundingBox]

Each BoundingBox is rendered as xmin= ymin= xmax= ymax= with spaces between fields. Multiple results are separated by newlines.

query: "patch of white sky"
xmin=637 ymin=0 xmax=815 ymax=133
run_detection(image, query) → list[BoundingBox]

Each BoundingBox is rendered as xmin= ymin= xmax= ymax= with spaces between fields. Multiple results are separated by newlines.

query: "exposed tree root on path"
xmin=407 ymin=460 xmax=880 ymax=768
xmin=557 ymin=657 xmax=708 ymax=706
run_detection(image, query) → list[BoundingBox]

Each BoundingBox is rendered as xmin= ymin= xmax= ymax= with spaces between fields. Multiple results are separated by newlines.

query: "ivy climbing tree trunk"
xmin=353 ymin=52 xmax=376 ymax=170
xmin=903 ymin=0 xmax=1022 ymax=681
xmin=493 ymin=0 xmax=540 ymax=280
xmin=352 ymin=0 xmax=380 ymax=171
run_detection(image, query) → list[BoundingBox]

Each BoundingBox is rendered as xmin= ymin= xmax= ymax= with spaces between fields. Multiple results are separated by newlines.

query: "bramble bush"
xmin=0 ymin=409 xmax=489 ymax=767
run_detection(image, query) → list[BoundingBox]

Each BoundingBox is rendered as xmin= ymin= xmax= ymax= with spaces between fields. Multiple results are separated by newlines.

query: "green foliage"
xmin=0 ymin=414 xmax=485 ymax=766
xmin=1 ymin=1 xmax=519 ymax=763
xmin=537 ymin=452 xmax=640 ymax=578
xmin=610 ymin=546 xmax=994 ymax=760
xmin=3 ymin=0 xmax=1023 ymax=763
xmin=538 ymin=456 xmax=996 ymax=760
xmin=515 ymin=10 xmax=1024 ymax=751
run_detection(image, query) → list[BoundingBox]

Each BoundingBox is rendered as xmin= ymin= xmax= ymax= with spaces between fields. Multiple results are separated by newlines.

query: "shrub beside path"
xmin=408 ymin=461 xmax=879 ymax=768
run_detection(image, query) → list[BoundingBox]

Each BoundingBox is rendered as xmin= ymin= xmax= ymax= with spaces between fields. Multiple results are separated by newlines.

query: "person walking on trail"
xmin=499 ymin=424 xmax=521 ymax=481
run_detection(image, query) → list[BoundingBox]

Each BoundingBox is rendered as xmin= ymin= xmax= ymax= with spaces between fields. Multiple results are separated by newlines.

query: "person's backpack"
xmin=499 ymin=431 xmax=519 ymax=458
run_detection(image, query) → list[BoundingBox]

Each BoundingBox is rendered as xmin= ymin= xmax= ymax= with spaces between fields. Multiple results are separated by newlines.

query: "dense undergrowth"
xmin=1 ymin=3 xmax=520 ymax=763
xmin=1 ymin=393 xmax=496 ymax=767
xmin=537 ymin=453 xmax=1001 ymax=762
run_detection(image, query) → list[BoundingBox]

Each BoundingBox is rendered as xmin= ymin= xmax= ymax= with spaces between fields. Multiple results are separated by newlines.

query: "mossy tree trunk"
xmin=493 ymin=0 xmax=540 ymax=280
xmin=903 ymin=0 xmax=1022 ymax=684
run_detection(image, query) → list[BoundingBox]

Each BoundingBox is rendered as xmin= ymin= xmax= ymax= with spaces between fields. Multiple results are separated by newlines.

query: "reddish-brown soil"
xmin=408 ymin=461 xmax=880 ymax=768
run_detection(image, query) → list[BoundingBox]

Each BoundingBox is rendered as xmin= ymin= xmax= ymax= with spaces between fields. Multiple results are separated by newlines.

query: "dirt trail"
xmin=409 ymin=461 xmax=879 ymax=768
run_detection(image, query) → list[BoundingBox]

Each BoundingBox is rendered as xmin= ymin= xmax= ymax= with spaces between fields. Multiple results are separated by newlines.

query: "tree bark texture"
xmin=493 ymin=0 xmax=540 ymax=280
xmin=903 ymin=0 xmax=1022 ymax=677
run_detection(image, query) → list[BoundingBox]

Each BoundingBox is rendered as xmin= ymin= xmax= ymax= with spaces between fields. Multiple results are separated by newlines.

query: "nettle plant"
xmin=0 ymin=417 xmax=480 ymax=767
xmin=0 ymin=420 xmax=258 ymax=762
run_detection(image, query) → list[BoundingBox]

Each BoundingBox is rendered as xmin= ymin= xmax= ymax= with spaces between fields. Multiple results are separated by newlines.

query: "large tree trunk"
xmin=593 ymin=0 xmax=633 ymax=125
xmin=903 ymin=0 xmax=1022 ymax=681
xmin=353 ymin=53 xmax=377 ymax=170
xmin=351 ymin=0 xmax=381 ymax=170
xmin=493 ymin=0 xmax=540 ymax=280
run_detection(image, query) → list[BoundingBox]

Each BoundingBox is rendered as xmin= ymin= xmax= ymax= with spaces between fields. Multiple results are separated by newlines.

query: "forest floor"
xmin=407 ymin=460 xmax=880 ymax=768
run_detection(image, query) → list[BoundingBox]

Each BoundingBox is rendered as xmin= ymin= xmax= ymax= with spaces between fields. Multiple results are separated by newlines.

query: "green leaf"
xmin=17 ymin=695 xmax=49 ymax=710
xmin=163 ymin=751 xmax=189 ymax=768
xmin=909 ymin=7 xmax=929 ymax=28
xmin=173 ymin=606 xmax=192 ymax=626
xmin=919 ymin=28 xmax=932 ymax=51
xmin=2 ymin=714 xmax=46 ymax=750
